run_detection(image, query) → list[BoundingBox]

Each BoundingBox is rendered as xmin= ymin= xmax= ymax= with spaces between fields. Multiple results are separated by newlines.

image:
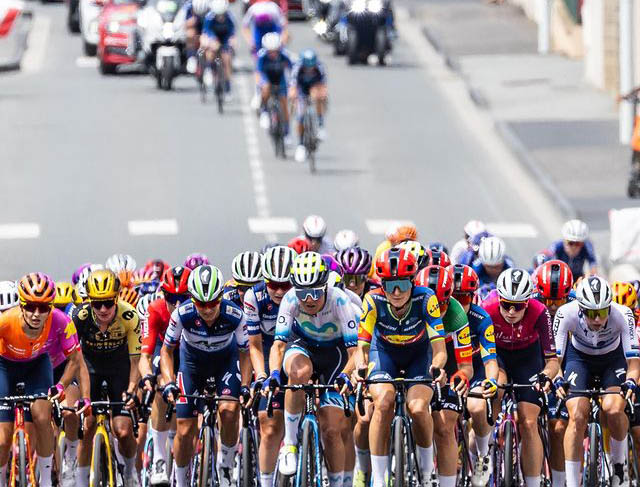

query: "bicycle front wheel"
xmin=240 ymin=427 xmax=257 ymax=487
xmin=141 ymin=435 xmax=154 ymax=487
xmin=502 ymin=422 xmax=514 ymax=487
xmin=16 ymin=430 xmax=28 ymax=487
xmin=299 ymin=421 xmax=318 ymax=487
xmin=390 ymin=419 xmax=406 ymax=487
xmin=197 ymin=427 xmax=212 ymax=487
xmin=584 ymin=423 xmax=599 ymax=487
xmin=90 ymin=433 xmax=112 ymax=487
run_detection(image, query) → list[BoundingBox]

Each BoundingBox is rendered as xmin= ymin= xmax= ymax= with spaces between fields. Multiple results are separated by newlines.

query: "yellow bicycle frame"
xmin=89 ymin=412 xmax=116 ymax=487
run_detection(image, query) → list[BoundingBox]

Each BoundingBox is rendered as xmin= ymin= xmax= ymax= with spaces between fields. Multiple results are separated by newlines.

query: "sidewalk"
xmin=408 ymin=0 xmax=633 ymax=254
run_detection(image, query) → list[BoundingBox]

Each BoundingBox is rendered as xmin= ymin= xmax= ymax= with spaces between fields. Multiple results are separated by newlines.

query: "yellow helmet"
xmin=53 ymin=282 xmax=80 ymax=307
xmin=612 ymin=281 xmax=638 ymax=309
xmin=86 ymin=270 xmax=120 ymax=300
xmin=119 ymin=287 xmax=139 ymax=307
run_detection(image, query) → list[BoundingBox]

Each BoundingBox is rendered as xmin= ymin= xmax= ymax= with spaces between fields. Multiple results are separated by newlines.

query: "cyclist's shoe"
xmin=353 ymin=470 xmax=369 ymax=487
xmin=278 ymin=445 xmax=298 ymax=476
xmin=317 ymin=127 xmax=327 ymax=141
xmin=219 ymin=467 xmax=233 ymax=487
xmin=186 ymin=56 xmax=197 ymax=74
xmin=471 ymin=455 xmax=491 ymax=487
xmin=295 ymin=145 xmax=307 ymax=163
xmin=203 ymin=68 xmax=214 ymax=88
xmin=422 ymin=472 xmax=438 ymax=487
xmin=612 ymin=462 xmax=627 ymax=487
xmin=61 ymin=458 xmax=76 ymax=487
xmin=150 ymin=459 xmax=169 ymax=486
xmin=259 ymin=111 xmax=270 ymax=130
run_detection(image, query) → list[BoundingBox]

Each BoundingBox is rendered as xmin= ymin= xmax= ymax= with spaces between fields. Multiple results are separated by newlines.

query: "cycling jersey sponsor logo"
xmin=427 ymin=295 xmax=440 ymax=318
xmin=64 ymin=321 xmax=78 ymax=340
xmin=244 ymin=302 xmax=256 ymax=312
xmin=77 ymin=308 xmax=89 ymax=321
xmin=226 ymin=305 xmax=242 ymax=319
xmin=459 ymin=349 xmax=472 ymax=359
xmin=483 ymin=325 xmax=494 ymax=342
xmin=222 ymin=388 xmax=231 ymax=395
xmin=457 ymin=326 xmax=471 ymax=346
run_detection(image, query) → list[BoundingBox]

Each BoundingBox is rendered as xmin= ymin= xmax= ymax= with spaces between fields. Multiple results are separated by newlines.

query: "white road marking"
xmin=75 ymin=56 xmax=99 ymax=68
xmin=486 ymin=223 xmax=539 ymax=239
xmin=365 ymin=219 xmax=416 ymax=236
xmin=248 ymin=217 xmax=298 ymax=235
xmin=0 ymin=223 xmax=40 ymax=239
xmin=128 ymin=219 xmax=179 ymax=236
xmin=238 ymin=71 xmax=279 ymax=242
xmin=22 ymin=15 xmax=51 ymax=74
xmin=396 ymin=8 xmax=564 ymax=241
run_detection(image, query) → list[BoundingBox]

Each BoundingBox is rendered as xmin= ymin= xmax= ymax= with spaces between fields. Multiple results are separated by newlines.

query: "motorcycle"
xmin=137 ymin=0 xmax=185 ymax=90
xmin=310 ymin=0 xmax=333 ymax=41
xmin=341 ymin=0 xmax=391 ymax=65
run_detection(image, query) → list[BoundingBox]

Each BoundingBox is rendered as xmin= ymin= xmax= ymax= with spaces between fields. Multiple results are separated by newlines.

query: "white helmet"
xmin=0 ymin=281 xmax=18 ymax=311
xmin=562 ymin=219 xmax=588 ymax=242
xmin=105 ymin=253 xmax=137 ymax=273
xmin=76 ymin=264 xmax=105 ymax=299
xmin=576 ymin=276 xmax=612 ymax=310
xmin=262 ymin=32 xmax=282 ymax=51
xmin=333 ymin=230 xmax=359 ymax=252
xmin=210 ymin=0 xmax=228 ymax=15
xmin=290 ymin=252 xmax=329 ymax=288
xmin=327 ymin=271 xmax=342 ymax=288
xmin=137 ymin=291 xmax=161 ymax=320
xmin=302 ymin=215 xmax=327 ymax=239
xmin=192 ymin=0 xmax=210 ymax=16
xmin=478 ymin=236 xmax=506 ymax=266
xmin=262 ymin=245 xmax=297 ymax=283
xmin=496 ymin=268 xmax=533 ymax=301
xmin=232 ymin=251 xmax=263 ymax=284
xmin=464 ymin=220 xmax=486 ymax=240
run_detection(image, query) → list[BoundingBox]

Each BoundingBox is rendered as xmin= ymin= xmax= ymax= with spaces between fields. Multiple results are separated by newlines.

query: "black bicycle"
xmin=300 ymin=97 xmax=319 ymax=173
xmin=267 ymin=91 xmax=286 ymax=159
xmin=237 ymin=391 xmax=261 ymax=487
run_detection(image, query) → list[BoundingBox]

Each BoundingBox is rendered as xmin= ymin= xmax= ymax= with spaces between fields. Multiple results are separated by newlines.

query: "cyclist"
xmin=547 ymin=219 xmax=599 ymax=279
xmin=555 ymin=276 xmax=640 ymax=487
xmin=299 ymin=214 xmax=334 ymax=254
xmin=75 ymin=264 xmax=104 ymax=301
xmin=53 ymin=282 xmax=79 ymax=317
xmin=105 ymin=253 xmax=137 ymax=274
xmin=530 ymin=250 xmax=553 ymax=274
xmin=73 ymin=269 xmax=141 ymax=487
xmin=244 ymin=245 xmax=296 ymax=487
xmin=202 ymin=0 xmax=236 ymax=99
xmin=0 ymin=281 xmax=18 ymax=313
xmin=223 ymin=251 xmax=264 ymax=307
xmin=532 ymin=260 xmax=574 ymax=487
xmin=415 ymin=265 xmax=473 ymax=487
xmin=471 ymin=236 xmax=512 ymax=286
xmin=0 ymin=273 xmax=83 ymax=487
xmin=333 ymin=229 xmax=359 ymax=252
xmin=265 ymin=251 xmax=357 ymax=487
xmin=447 ymin=264 xmax=498 ymax=487
xmin=119 ymin=286 xmax=140 ymax=307
xmin=369 ymin=223 xmax=417 ymax=278
xmin=449 ymin=220 xmax=486 ymax=264
xmin=161 ymin=265 xmax=251 ymax=487
xmin=183 ymin=0 xmax=211 ymax=73
xmin=336 ymin=247 xmax=374 ymax=299
xmin=482 ymin=268 xmax=559 ymax=487
xmin=397 ymin=240 xmax=429 ymax=270
xmin=291 ymin=49 xmax=328 ymax=163
xmin=356 ymin=248 xmax=447 ymax=487
xmin=458 ymin=231 xmax=491 ymax=267
xmin=139 ymin=266 xmax=191 ymax=485
xmin=288 ymin=236 xmax=311 ymax=255
xmin=256 ymin=32 xmax=293 ymax=139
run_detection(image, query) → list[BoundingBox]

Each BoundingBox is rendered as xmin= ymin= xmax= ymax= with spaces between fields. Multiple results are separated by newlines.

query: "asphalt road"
xmin=0 ymin=0 xmax=565 ymax=281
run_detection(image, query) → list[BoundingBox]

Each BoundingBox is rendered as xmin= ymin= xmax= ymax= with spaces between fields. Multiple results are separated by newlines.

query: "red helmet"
xmin=376 ymin=247 xmax=417 ymax=279
xmin=162 ymin=266 xmax=191 ymax=295
xmin=144 ymin=259 xmax=170 ymax=280
xmin=428 ymin=249 xmax=452 ymax=268
xmin=534 ymin=260 xmax=573 ymax=299
xmin=288 ymin=236 xmax=311 ymax=255
xmin=415 ymin=265 xmax=453 ymax=303
xmin=447 ymin=264 xmax=479 ymax=294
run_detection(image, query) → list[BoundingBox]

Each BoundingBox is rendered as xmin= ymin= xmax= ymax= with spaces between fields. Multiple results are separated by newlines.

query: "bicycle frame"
xmin=9 ymin=400 xmax=36 ymax=487
xmin=89 ymin=411 xmax=116 ymax=487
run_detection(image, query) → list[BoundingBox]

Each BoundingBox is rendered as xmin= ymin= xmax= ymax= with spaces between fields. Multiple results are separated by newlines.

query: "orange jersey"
xmin=0 ymin=307 xmax=53 ymax=361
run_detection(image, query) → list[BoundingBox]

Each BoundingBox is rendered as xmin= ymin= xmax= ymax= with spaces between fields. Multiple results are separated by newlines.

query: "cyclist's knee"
xmin=602 ymin=395 xmax=625 ymax=417
xmin=260 ymin=419 xmax=283 ymax=440
xmin=0 ymin=424 xmax=12 ymax=450
xmin=320 ymin=420 xmax=342 ymax=446
xmin=287 ymin=361 xmax=312 ymax=384
xmin=517 ymin=413 xmax=538 ymax=437
xmin=218 ymin=404 xmax=239 ymax=425
xmin=372 ymin=392 xmax=394 ymax=419
xmin=407 ymin=398 xmax=429 ymax=419
xmin=176 ymin=419 xmax=197 ymax=438
xmin=550 ymin=419 xmax=567 ymax=438
xmin=466 ymin=397 xmax=485 ymax=417
xmin=112 ymin=420 xmax=133 ymax=441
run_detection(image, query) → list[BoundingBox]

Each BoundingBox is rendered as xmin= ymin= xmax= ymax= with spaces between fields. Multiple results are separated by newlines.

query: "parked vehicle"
xmin=79 ymin=0 xmax=105 ymax=55
xmin=97 ymin=0 xmax=141 ymax=74
xmin=0 ymin=0 xmax=32 ymax=69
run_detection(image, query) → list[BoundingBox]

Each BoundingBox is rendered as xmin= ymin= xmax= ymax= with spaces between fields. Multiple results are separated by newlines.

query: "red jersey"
xmin=482 ymin=294 xmax=555 ymax=359
xmin=141 ymin=298 xmax=171 ymax=355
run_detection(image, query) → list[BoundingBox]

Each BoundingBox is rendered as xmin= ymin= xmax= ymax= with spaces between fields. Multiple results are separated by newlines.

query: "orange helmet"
xmin=119 ymin=287 xmax=139 ymax=307
xmin=17 ymin=273 xmax=56 ymax=304
xmin=118 ymin=269 xmax=135 ymax=288
xmin=389 ymin=224 xmax=418 ymax=246
xmin=133 ymin=268 xmax=155 ymax=286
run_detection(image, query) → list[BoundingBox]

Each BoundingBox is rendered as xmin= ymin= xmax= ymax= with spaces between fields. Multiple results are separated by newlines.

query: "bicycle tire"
xmin=90 ymin=433 xmax=111 ymax=487
xmin=16 ymin=430 xmax=27 ymax=487
xmin=585 ymin=423 xmax=599 ymax=487
xmin=214 ymin=60 xmax=224 ymax=115
xmin=299 ymin=421 xmax=318 ymax=487
xmin=390 ymin=420 xmax=405 ymax=487
xmin=141 ymin=436 xmax=154 ymax=487
xmin=197 ymin=427 xmax=212 ymax=487
xmin=629 ymin=434 xmax=640 ymax=486
xmin=456 ymin=421 xmax=471 ymax=487
xmin=56 ymin=431 xmax=66 ymax=487
xmin=240 ymin=427 xmax=255 ymax=487
xmin=503 ymin=422 xmax=514 ymax=487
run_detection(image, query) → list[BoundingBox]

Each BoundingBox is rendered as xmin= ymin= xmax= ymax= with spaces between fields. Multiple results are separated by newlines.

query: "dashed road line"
xmin=0 ymin=223 xmax=40 ymax=239
xmin=248 ymin=217 xmax=298 ymax=235
xmin=75 ymin=56 xmax=99 ymax=68
xmin=486 ymin=223 xmax=539 ymax=239
xmin=128 ymin=219 xmax=178 ymax=236
xmin=365 ymin=219 xmax=415 ymax=236
xmin=22 ymin=15 xmax=51 ymax=73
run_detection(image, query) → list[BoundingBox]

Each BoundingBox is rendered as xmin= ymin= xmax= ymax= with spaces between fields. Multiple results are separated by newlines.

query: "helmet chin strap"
xmin=24 ymin=319 xmax=42 ymax=331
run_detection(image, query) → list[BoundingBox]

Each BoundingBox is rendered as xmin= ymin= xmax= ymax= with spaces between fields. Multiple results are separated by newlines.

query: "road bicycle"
xmin=237 ymin=394 xmax=261 ymax=487
xmin=52 ymin=396 xmax=84 ymax=487
xmin=267 ymin=92 xmax=287 ymax=159
xmin=300 ymin=97 xmax=319 ymax=173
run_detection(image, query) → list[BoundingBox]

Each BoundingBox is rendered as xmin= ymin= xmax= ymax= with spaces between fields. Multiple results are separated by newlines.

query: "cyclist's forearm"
xmin=483 ymin=358 xmax=499 ymax=382
xmin=139 ymin=353 xmax=153 ymax=379
xmin=239 ymin=349 xmax=252 ymax=385
xmin=356 ymin=344 xmax=369 ymax=370
xmin=77 ymin=352 xmax=91 ymax=398
xmin=431 ymin=339 xmax=447 ymax=369
xmin=160 ymin=345 xmax=176 ymax=384
xmin=268 ymin=340 xmax=286 ymax=374
xmin=59 ymin=350 xmax=82 ymax=388
xmin=627 ymin=357 xmax=640 ymax=383
xmin=128 ymin=356 xmax=141 ymax=393
xmin=248 ymin=334 xmax=266 ymax=378
xmin=341 ymin=347 xmax=356 ymax=376
xmin=542 ymin=356 xmax=559 ymax=380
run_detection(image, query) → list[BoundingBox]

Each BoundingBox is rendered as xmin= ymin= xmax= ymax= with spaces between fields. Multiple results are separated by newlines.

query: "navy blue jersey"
xmin=243 ymin=281 xmax=280 ymax=350
xmin=471 ymin=256 xmax=514 ymax=286
xmin=292 ymin=63 xmax=326 ymax=95
xmin=257 ymin=49 xmax=293 ymax=85
xmin=202 ymin=11 xmax=235 ymax=43
xmin=548 ymin=240 xmax=597 ymax=279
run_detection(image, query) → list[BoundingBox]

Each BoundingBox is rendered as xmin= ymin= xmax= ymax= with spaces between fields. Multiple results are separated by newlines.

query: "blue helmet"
xmin=301 ymin=49 xmax=318 ymax=68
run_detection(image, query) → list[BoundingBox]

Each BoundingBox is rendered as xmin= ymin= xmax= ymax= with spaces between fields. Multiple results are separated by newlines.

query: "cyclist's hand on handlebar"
xmin=263 ymin=370 xmax=281 ymax=395
xmin=535 ymin=373 xmax=552 ymax=394
xmin=162 ymin=383 xmax=180 ymax=405
xmin=76 ymin=398 xmax=92 ymax=416
xmin=481 ymin=378 xmax=498 ymax=399
xmin=239 ymin=385 xmax=251 ymax=406
xmin=621 ymin=379 xmax=637 ymax=401
xmin=252 ymin=374 xmax=267 ymax=398
xmin=123 ymin=391 xmax=139 ymax=410
xmin=554 ymin=378 xmax=569 ymax=400
xmin=48 ymin=383 xmax=65 ymax=401
xmin=139 ymin=374 xmax=156 ymax=392
xmin=449 ymin=371 xmax=469 ymax=396
xmin=334 ymin=372 xmax=353 ymax=395
xmin=430 ymin=366 xmax=446 ymax=386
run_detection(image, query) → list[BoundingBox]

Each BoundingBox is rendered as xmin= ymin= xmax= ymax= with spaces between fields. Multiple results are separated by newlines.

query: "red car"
xmin=97 ymin=0 xmax=140 ymax=74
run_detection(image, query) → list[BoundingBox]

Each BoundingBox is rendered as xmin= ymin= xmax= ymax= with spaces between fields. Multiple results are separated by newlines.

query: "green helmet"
xmin=188 ymin=265 xmax=224 ymax=302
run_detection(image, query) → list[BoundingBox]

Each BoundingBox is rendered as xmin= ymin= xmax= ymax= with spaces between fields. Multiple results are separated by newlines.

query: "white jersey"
xmin=274 ymin=286 xmax=358 ymax=348
xmin=242 ymin=1 xmax=284 ymax=28
xmin=553 ymin=301 xmax=639 ymax=359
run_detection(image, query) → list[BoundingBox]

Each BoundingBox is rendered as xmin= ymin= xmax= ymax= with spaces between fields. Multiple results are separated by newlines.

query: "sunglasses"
xmin=193 ymin=297 xmax=222 ymax=309
xmin=580 ymin=306 xmax=609 ymax=320
xmin=453 ymin=292 xmax=473 ymax=306
xmin=165 ymin=293 xmax=189 ymax=305
xmin=499 ymin=299 xmax=528 ymax=312
xmin=382 ymin=278 xmax=412 ymax=294
xmin=295 ymin=286 xmax=326 ymax=301
xmin=266 ymin=281 xmax=292 ymax=292
xmin=22 ymin=302 xmax=52 ymax=314
xmin=544 ymin=297 xmax=567 ymax=307
xmin=566 ymin=241 xmax=583 ymax=247
xmin=90 ymin=299 xmax=116 ymax=310
xmin=343 ymin=274 xmax=366 ymax=287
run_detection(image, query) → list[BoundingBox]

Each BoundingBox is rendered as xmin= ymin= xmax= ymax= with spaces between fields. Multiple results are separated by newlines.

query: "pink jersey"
xmin=46 ymin=308 xmax=80 ymax=367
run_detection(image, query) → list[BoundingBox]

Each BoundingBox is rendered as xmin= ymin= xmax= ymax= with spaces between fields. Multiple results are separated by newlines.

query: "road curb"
xmin=420 ymin=23 xmax=578 ymax=221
